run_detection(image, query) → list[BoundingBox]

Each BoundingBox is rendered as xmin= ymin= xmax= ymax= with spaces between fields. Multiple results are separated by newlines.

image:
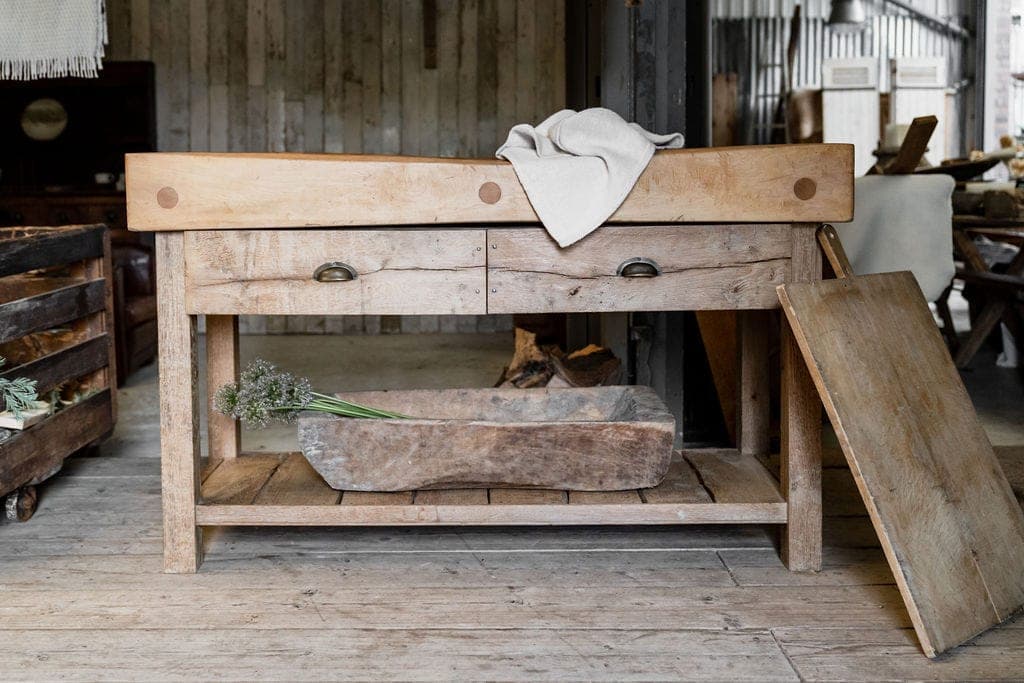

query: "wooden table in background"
xmin=947 ymin=216 xmax=1024 ymax=368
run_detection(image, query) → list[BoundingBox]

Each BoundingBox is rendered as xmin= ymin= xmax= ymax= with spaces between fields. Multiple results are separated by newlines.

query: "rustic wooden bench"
xmin=126 ymin=144 xmax=854 ymax=573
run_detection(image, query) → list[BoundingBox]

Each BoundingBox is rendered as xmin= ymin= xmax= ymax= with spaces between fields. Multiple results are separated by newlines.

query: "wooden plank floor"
xmin=1 ymin=337 xmax=1023 ymax=680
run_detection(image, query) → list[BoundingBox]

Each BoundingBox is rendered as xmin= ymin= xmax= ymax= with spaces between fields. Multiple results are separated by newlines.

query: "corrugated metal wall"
xmin=713 ymin=0 xmax=975 ymax=151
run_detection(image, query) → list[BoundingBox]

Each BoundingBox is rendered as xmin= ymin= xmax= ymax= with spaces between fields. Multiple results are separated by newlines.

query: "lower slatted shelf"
xmin=196 ymin=449 xmax=787 ymax=526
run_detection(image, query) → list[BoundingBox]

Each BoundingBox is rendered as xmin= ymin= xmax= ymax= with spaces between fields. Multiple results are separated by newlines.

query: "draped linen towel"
xmin=496 ymin=108 xmax=684 ymax=247
xmin=0 ymin=0 xmax=107 ymax=80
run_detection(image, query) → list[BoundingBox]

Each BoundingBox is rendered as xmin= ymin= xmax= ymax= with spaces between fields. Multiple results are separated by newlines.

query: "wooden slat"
xmin=778 ymin=270 xmax=1024 ymax=657
xmin=684 ymin=449 xmax=785 ymax=505
xmin=0 ymin=225 xmax=104 ymax=278
xmin=568 ymin=490 xmax=644 ymax=505
xmin=201 ymin=453 xmax=283 ymax=505
xmin=125 ymin=145 xmax=854 ymax=231
xmin=183 ymin=229 xmax=487 ymax=316
xmin=0 ymin=280 xmax=107 ymax=345
xmin=0 ymin=334 xmax=109 ymax=399
xmin=489 ymin=488 xmax=568 ymax=505
xmin=487 ymin=225 xmax=791 ymax=313
xmin=0 ymin=390 xmax=112 ymax=496
xmin=251 ymin=453 xmax=340 ymax=506
xmin=415 ymin=489 xmax=489 ymax=505
xmin=197 ymin=501 xmax=786 ymax=526
xmin=640 ymin=456 xmax=713 ymax=504
xmin=340 ymin=490 xmax=415 ymax=506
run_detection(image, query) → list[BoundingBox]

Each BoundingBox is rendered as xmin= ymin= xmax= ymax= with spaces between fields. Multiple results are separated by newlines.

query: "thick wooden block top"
xmin=125 ymin=145 xmax=853 ymax=231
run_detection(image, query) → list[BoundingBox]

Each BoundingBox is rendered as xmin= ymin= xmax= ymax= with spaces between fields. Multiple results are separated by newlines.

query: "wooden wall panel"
xmin=112 ymin=0 xmax=562 ymax=334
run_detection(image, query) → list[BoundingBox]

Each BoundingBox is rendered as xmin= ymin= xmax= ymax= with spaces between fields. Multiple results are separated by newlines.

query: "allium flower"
xmin=214 ymin=358 xmax=405 ymax=429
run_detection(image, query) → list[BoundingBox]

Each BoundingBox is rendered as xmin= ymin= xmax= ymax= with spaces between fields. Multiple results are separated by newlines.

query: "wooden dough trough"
xmin=297 ymin=386 xmax=676 ymax=491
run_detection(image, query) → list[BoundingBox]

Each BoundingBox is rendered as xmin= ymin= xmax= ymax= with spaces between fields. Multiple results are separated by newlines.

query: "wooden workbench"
xmin=126 ymin=145 xmax=854 ymax=573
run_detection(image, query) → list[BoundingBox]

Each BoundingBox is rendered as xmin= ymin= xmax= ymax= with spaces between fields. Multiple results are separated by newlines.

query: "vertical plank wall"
xmin=106 ymin=0 xmax=566 ymax=335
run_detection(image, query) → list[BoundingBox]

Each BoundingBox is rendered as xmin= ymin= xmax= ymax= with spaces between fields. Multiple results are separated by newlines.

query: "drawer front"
xmin=184 ymin=230 xmax=486 ymax=315
xmin=487 ymin=225 xmax=792 ymax=313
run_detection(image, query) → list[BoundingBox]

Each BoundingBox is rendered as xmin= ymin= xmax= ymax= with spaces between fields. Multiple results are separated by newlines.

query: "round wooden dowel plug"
xmin=478 ymin=182 xmax=501 ymax=204
xmin=157 ymin=186 xmax=179 ymax=209
xmin=793 ymin=178 xmax=817 ymax=201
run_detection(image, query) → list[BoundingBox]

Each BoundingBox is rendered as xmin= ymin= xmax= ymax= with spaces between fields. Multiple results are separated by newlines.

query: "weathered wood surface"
xmin=0 ymin=280 xmax=107 ymax=345
xmin=0 ymin=390 xmax=112 ymax=496
xmin=778 ymin=271 xmax=1024 ymax=657
xmin=125 ymin=145 xmax=853 ymax=231
xmin=487 ymin=225 xmax=793 ymax=313
xmin=205 ymin=315 xmax=240 ymax=460
xmin=0 ymin=224 xmax=105 ymax=278
xmin=780 ymin=223 xmax=823 ymax=573
xmin=183 ymin=229 xmax=487 ymax=315
xmin=155 ymin=232 xmax=202 ymax=574
xmin=193 ymin=447 xmax=786 ymax=526
xmin=297 ymin=386 xmax=675 ymax=491
xmin=0 ymin=335 xmax=108 ymax=403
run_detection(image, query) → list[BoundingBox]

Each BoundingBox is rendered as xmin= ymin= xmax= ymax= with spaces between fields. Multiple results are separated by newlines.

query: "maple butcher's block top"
xmin=124 ymin=145 xmax=854 ymax=231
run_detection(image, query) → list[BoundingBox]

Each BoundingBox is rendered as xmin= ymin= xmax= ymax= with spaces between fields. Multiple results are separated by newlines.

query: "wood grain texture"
xmin=111 ymin=0 xmax=562 ymax=159
xmin=155 ymin=232 xmax=202 ymax=573
xmin=0 ymin=391 xmax=113 ymax=496
xmin=0 ymin=224 xmax=104 ymax=278
xmin=183 ymin=230 xmax=487 ymax=315
xmin=780 ymin=224 xmax=823 ymax=574
xmin=196 ymin=501 xmax=786 ymax=526
xmin=125 ymin=146 xmax=853 ymax=231
xmin=685 ymin=449 xmax=785 ymax=505
xmin=778 ymin=271 xmax=1024 ymax=657
xmin=487 ymin=224 xmax=792 ymax=313
xmin=0 ymin=280 xmax=106 ymax=345
xmin=0 ymin=335 xmax=109 ymax=399
xmin=205 ymin=315 xmax=240 ymax=460
xmin=737 ymin=310 xmax=770 ymax=456
xmin=202 ymin=453 xmax=281 ymax=505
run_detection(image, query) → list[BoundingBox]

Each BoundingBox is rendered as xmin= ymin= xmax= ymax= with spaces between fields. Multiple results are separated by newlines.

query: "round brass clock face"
xmin=20 ymin=98 xmax=68 ymax=141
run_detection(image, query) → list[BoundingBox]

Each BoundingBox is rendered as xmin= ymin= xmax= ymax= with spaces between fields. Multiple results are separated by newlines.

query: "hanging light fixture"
xmin=828 ymin=0 xmax=869 ymax=34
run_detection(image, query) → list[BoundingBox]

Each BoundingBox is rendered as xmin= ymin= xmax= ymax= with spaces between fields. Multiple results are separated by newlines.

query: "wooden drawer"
xmin=183 ymin=229 xmax=486 ymax=315
xmin=486 ymin=225 xmax=793 ymax=313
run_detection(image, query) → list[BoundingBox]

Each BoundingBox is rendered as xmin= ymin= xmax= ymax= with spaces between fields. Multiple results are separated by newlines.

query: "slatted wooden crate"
xmin=0 ymin=225 xmax=117 ymax=520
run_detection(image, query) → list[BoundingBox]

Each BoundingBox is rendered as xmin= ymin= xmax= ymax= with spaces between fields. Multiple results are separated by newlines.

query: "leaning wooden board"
xmin=777 ymin=271 xmax=1024 ymax=657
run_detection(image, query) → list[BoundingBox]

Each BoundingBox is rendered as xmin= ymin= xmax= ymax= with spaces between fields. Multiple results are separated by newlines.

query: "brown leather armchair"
xmin=112 ymin=240 xmax=157 ymax=385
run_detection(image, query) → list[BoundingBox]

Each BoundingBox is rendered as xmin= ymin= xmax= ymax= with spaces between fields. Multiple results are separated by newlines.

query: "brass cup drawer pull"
xmin=313 ymin=262 xmax=358 ymax=282
xmin=616 ymin=257 xmax=661 ymax=278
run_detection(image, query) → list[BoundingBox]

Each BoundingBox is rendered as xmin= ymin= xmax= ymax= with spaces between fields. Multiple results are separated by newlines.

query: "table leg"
xmin=781 ymin=223 xmax=823 ymax=572
xmin=206 ymin=315 xmax=241 ymax=462
xmin=156 ymin=233 xmax=202 ymax=573
xmin=780 ymin=316 xmax=822 ymax=572
xmin=737 ymin=310 xmax=770 ymax=456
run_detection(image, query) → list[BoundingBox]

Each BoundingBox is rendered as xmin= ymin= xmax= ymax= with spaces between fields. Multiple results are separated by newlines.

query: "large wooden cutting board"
xmin=777 ymin=271 xmax=1024 ymax=657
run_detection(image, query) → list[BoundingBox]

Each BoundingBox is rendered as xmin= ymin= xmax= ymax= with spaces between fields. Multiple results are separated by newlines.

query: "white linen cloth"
xmin=496 ymin=108 xmax=684 ymax=247
xmin=0 ymin=0 xmax=107 ymax=80
xmin=835 ymin=174 xmax=955 ymax=301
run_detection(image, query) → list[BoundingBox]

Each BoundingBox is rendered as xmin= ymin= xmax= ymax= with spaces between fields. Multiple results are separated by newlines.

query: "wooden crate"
xmin=0 ymin=225 xmax=117 ymax=519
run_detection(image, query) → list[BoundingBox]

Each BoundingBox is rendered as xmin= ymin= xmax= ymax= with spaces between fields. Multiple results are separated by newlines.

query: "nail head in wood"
xmin=793 ymin=177 xmax=817 ymax=201
xmin=157 ymin=186 xmax=179 ymax=209
xmin=478 ymin=182 xmax=501 ymax=204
